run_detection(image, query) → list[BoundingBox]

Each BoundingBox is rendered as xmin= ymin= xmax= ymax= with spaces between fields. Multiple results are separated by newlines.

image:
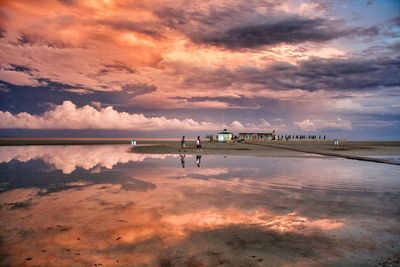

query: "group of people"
xmin=276 ymin=134 xmax=326 ymax=140
xmin=179 ymin=136 xmax=202 ymax=152
xmin=179 ymin=136 xmax=202 ymax=168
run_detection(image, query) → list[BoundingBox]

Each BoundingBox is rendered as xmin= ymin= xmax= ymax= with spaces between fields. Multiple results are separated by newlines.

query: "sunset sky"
xmin=0 ymin=0 xmax=399 ymax=139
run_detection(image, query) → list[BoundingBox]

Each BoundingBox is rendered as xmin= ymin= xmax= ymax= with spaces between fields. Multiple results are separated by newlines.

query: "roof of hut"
xmin=217 ymin=129 xmax=233 ymax=135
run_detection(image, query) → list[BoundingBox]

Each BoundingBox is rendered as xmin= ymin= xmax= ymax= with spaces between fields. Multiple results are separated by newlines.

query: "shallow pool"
xmin=0 ymin=145 xmax=399 ymax=266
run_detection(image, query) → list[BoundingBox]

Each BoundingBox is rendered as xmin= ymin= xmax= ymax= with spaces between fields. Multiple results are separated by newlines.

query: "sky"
xmin=0 ymin=0 xmax=399 ymax=139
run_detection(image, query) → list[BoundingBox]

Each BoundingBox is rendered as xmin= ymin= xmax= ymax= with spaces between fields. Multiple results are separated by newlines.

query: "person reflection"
xmin=180 ymin=154 xmax=186 ymax=168
xmin=196 ymin=155 xmax=202 ymax=167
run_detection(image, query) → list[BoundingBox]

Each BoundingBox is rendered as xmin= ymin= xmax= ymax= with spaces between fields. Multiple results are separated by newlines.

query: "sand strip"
xmin=249 ymin=143 xmax=400 ymax=166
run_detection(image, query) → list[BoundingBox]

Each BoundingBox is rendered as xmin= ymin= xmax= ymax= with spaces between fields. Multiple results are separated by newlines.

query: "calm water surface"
xmin=0 ymin=145 xmax=399 ymax=266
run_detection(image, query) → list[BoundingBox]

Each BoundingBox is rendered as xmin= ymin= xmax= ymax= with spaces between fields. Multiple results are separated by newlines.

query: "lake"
xmin=0 ymin=145 xmax=399 ymax=266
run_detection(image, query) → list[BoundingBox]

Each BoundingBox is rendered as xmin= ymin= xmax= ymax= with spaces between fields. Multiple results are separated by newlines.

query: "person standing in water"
xmin=196 ymin=136 xmax=202 ymax=152
xmin=180 ymin=136 xmax=186 ymax=152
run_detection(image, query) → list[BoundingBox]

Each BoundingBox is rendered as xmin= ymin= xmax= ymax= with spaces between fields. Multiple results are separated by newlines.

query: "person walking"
xmin=196 ymin=136 xmax=202 ymax=152
xmin=180 ymin=136 xmax=186 ymax=152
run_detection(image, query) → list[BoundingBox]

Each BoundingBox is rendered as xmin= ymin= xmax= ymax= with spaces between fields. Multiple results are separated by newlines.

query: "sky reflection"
xmin=0 ymin=145 xmax=399 ymax=266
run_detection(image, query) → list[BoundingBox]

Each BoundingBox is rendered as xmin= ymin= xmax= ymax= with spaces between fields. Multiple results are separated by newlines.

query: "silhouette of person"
xmin=179 ymin=136 xmax=186 ymax=152
xmin=180 ymin=154 xmax=186 ymax=168
xmin=196 ymin=136 xmax=202 ymax=152
xmin=196 ymin=155 xmax=202 ymax=167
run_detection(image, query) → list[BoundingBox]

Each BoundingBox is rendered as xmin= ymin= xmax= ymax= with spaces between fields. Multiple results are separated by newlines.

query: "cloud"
xmin=294 ymin=118 xmax=352 ymax=131
xmin=0 ymin=100 xmax=274 ymax=131
xmin=0 ymin=0 xmax=399 ymax=138
xmin=0 ymin=145 xmax=175 ymax=174
xmin=182 ymin=56 xmax=400 ymax=92
xmin=97 ymin=18 xmax=163 ymax=38
xmin=154 ymin=3 xmax=377 ymax=50
xmin=121 ymin=83 xmax=157 ymax=97
xmin=198 ymin=17 xmax=347 ymax=49
xmin=0 ymin=70 xmax=40 ymax=86
xmin=0 ymin=0 xmax=397 ymax=99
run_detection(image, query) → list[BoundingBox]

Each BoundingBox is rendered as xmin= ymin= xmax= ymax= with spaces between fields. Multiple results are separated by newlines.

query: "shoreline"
xmin=0 ymin=139 xmax=399 ymax=165
xmin=130 ymin=140 xmax=400 ymax=166
xmin=249 ymin=142 xmax=400 ymax=166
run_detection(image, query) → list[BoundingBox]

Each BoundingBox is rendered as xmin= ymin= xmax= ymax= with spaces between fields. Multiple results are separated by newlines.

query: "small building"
xmin=217 ymin=129 xmax=233 ymax=142
xmin=238 ymin=131 xmax=275 ymax=141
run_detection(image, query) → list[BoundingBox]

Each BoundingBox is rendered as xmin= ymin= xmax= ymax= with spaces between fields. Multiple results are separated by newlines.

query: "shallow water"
xmin=0 ymin=145 xmax=399 ymax=266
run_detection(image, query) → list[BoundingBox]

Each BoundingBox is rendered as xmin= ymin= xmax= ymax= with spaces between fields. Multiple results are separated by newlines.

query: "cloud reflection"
xmin=0 ymin=148 xmax=399 ymax=266
xmin=0 ymin=145 xmax=175 ymax=173
xmin=0 ymin=183 xmax=344 ymax=266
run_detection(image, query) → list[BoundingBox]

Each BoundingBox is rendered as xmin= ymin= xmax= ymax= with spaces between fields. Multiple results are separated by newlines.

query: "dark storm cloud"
xmin=199 ymin=18 xmax=347 ymax=49
xmin=184 ymin=56 xmax=400 ymax=92
xmin=153 ymin=4 xmax=371 ymax=49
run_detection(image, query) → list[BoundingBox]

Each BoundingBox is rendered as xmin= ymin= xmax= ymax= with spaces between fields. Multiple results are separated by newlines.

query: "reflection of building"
xmin=217 ymin=129 xmax=233 ymax=142
xmin=238 ymin=131 xmax=275 ymax=141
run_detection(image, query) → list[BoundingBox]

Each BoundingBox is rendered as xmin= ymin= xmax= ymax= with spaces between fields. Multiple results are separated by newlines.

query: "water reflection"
xmin=196 ymin=155 xmax=202 ymax=167
xmin=180 ymin=154 xmax=186 ymax=168
xmin=0 ymin=145 xmax=176 ymax=174
xmin=0 ymin=145 xmax=399 ymax=266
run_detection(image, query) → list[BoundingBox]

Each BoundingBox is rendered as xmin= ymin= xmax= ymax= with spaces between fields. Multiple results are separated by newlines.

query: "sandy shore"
xmin=131 ymin=140 xmax=400 ymax=165
xmin=1 ymin=138 xmax=399 ymax=165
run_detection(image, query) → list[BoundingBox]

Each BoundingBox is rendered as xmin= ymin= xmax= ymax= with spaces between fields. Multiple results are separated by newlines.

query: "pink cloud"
xmin=0 ymin=101 xmax=274 ymax=131
xmin=0 ymin=70 xmax=40 ymax=86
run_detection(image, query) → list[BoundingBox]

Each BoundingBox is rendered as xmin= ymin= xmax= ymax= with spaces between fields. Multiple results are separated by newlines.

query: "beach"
xmin=1 ymin=138 xmax=399 ymax=165
xmin=130 ymin=140 xmax=400 ymax=165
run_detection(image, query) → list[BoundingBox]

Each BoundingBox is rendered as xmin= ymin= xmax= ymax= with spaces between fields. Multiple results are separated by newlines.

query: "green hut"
xmin=217 ymin=129 xmax=233 ymax=142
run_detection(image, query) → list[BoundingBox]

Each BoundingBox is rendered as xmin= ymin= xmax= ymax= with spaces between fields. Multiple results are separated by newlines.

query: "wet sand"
xmin=133 ymin=141 xmax=310 ymax=157
xmin=131 ymin=140 xmax=400 ymax=165
xmin=1 ymin=138 xmax=399 ymax=165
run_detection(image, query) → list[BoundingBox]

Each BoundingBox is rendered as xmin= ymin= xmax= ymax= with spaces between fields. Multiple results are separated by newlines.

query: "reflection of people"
xmin=180 ymin=154 xmax=186 ymax=168
xmin=179 ymin=136 xmax=186 ymax=152
xmin=196 ymin=155 xmax=201 ymax=167
xmin=196 ymin=136 xmax=202 ymax=152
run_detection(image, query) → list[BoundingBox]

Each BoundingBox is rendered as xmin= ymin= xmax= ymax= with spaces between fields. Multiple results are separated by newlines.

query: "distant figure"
xmin=196 ymin=136 xmax=202 ymax=152
xmin=196 ymin=155 xmax=202 ymax=167
xmin=180 ymin=136 xmax=186 ymax=152
xmin=180 ymin=154 xmax=186 ymax=168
